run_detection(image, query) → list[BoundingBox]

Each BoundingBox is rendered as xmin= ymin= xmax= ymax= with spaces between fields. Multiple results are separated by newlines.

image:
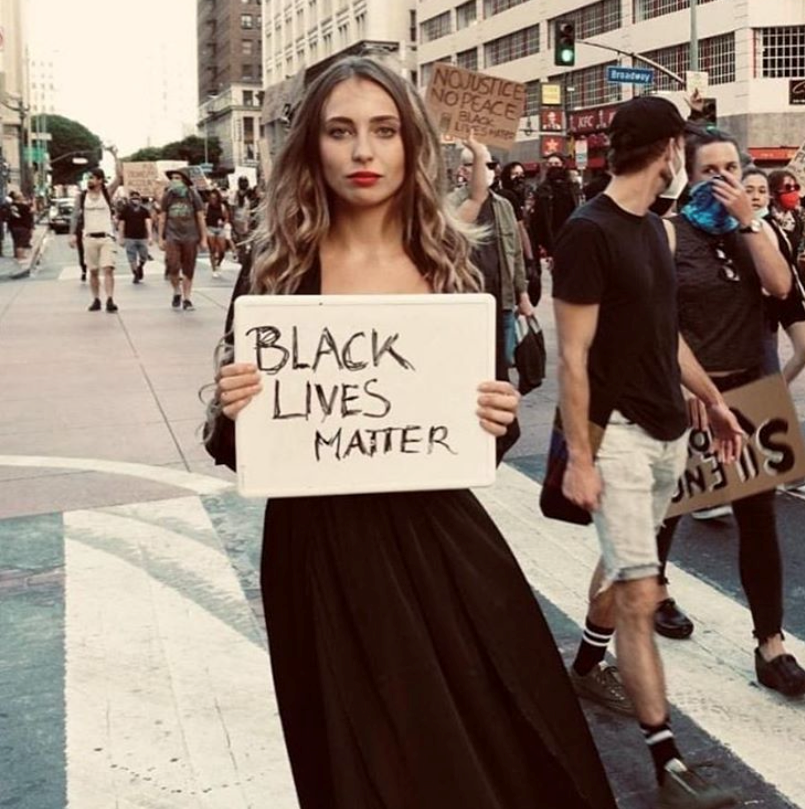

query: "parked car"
xmin=48 ymin=197 xmax=75 ymax=234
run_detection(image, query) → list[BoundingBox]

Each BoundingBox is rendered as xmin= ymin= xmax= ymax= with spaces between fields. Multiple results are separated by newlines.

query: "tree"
xmin=123 ymin=147 xmax=163 ymax=162
xmin=161 ymin=135 xmax=222 ymax=165
xmin=32 ymin=114 xmax=103 ymax=185
xmin=122 ymin=135 xmax=223 ymax=166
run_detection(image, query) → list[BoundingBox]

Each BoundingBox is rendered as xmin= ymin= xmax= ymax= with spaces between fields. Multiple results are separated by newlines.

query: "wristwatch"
xmin=739 ymin=219 xmax=762 ymax=234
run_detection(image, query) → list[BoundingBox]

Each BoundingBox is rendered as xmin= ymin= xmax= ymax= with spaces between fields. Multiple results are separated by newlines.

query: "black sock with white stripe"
xmin=641 ymin=718 xmax=682 ymax=784
xmin=572 ymin=618 xmax=614 ymax=676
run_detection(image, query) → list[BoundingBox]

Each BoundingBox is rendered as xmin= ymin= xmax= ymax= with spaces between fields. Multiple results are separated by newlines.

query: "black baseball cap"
xmin=608 ymin=96 xmax=694 ymax=149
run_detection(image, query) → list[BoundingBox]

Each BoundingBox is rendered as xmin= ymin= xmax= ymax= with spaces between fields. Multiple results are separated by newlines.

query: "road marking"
xmin=64 ymin=496 xmax=297 ymax=809
xmin=477 ymin=465 xmax=805 ymax=807
xmin=0 ymin=454 xmax=231 ymax=496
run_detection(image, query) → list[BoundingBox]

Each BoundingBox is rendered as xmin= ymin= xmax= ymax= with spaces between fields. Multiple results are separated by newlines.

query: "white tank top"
xmin=83 ymin=190 xmax=113 ymax=234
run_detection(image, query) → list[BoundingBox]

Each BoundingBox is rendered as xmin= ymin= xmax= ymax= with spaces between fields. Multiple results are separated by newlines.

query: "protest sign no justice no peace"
xmin=234 ymin=295 xmax=497 ymax=497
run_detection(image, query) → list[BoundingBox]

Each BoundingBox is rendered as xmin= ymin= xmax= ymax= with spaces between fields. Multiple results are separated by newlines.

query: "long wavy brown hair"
xmin=250 ymin=56 xmax=481 ymax=295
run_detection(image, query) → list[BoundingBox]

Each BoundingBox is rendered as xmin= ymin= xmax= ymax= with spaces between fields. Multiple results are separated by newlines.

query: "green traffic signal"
xmin=554 ymin=20 xmax=576 ymax=67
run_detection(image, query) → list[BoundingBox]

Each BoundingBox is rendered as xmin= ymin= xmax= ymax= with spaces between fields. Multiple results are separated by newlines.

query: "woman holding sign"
xmin=204 ymin=57 xmax=617 ymax=809
xmin=657 ymin=128 xmax=805 ymax=697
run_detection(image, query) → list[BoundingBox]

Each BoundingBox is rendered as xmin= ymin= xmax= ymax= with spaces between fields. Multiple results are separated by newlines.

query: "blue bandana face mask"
xmin=680 ymin=178 xmax=739 ymax=235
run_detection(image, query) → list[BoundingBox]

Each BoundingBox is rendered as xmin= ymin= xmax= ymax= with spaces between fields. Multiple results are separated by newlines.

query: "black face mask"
xmin=547 ymin=167 xmax=567 ymax=182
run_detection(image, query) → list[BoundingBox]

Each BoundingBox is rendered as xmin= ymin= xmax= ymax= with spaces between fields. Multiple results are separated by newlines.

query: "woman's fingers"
xmin=217 ymin=363 xmax=262 ymax=420
xmin=477 ymin=380 xmax=519 ymax=433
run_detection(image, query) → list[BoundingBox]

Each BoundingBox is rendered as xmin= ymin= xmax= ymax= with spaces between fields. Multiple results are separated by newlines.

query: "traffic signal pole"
xmin=578 ymin=39 xmax=685 ymax=88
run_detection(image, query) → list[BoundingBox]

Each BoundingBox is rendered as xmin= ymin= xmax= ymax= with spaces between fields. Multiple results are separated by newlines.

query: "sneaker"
xmin=105 ymin=298 xmax=118 ymax=313
xmin=182 ymin=299 xmax=194 ymax=311
xmin=80 ymin=271 xmax=87 ymax=282
xmin=568 ymin=662 xmax=634 ymax=716
xmin=691 ymin=504 xmax=732 ymax=521
xmin=658 ymin=760 xmax=736 ymax=809
xmin=132 ymin=275 xmax=140 ymax=284
xmin=171 ymin=293 xmax=182 ymax=309
xmin=755 ymin=648 xmax=805 ymax=697
xmin=212 ymin=270 xmax=221 ymax=279
xmin=88 ymin=298 xmax=101 ymax=312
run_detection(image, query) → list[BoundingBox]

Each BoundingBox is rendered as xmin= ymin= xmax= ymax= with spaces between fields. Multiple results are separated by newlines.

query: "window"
xmin=640 ymin=33 xmax=735 ymax=91
xmin=456 ymin=1 xmax=477 ymax=30
xmin=456 ymin=47 xmax=478 ymax=71
xmin=634 ymin=0 xmax=717 ymax=23
xmin=483 ymin=0 xmax=527 ymax=17
xmin=421 ymin=11 xmax=451 ymax=43
xmin=338 ymin=21 xmax=350 ymax=46
xmin=410 ymin=10 xmax=417 ymax=42
xmin=356 ymin=12 xmax=366 ymax=38
xmin=243 ymin=89 xmax=254 ymax=105
xmin=484 ymin=25 xmax=539 ymax=67
xmin=524 ymin=80 xmax=540 ymax=115
xmin=242 ymin=63 xmax=254 ymax=80
xmin=755 ymin=26 xmax=805 ymax=78
xmin=242 ymin=39 xmax=254 ymax=56
xmin=549 ymin=0 xmax=620 ymax=42
xmin=550 ymin=61 xmax=622 ymax=109
xmin=241 ymin=13 xmax=253 ymax=28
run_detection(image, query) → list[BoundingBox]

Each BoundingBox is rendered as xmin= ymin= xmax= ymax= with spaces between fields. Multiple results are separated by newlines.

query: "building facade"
xmin=416 ymin=0 xmax=805 ymax=171
xmin=198 ymin=0 xmax=264 ymax=172
xmin=0 ymin=0 xmax=29 ymax=194
xmin=259 ymin=0 xmax=417 ymax=158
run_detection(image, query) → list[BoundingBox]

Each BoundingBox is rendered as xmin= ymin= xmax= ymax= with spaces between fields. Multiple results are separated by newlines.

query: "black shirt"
xmin=672 ymin=216 xmax=764 ymax=372
xmin=118 ymin=205 xmax=150 ymax=239
xmin=552 ymin=194 xmax=687 ymax=441
xmin=472 ymin=196 xmax=501 ymax=303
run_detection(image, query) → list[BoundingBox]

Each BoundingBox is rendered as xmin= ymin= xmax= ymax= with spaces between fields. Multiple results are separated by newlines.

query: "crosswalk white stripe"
xmin=64 ymin=496 xmax=298 ymax=809
xmin=476 ymin=465 xmax=805 ymax=807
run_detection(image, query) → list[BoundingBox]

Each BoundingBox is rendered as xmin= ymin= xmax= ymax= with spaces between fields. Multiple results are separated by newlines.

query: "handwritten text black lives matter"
xmin=245 ymin=325 xmax=458 ymax=462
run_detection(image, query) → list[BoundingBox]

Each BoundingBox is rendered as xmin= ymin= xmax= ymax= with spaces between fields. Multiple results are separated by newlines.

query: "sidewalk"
xmin=0 ymin=219 xmax=50 ymax=281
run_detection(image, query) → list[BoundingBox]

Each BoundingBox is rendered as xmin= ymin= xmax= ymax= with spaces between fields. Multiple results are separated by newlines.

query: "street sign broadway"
xmin=606 ymin=65 xmax=654 ymax=85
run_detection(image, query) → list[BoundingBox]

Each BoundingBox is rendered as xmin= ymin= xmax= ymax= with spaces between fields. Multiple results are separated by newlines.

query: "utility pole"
xmin=690 ymin=0 xmax=699 ymax=73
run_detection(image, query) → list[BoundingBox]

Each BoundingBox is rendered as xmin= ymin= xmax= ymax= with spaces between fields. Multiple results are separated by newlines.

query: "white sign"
xmin=788 ymin=139 xmax=805 ymax=188
xmin=575 ymin=138 xmax=588 ymax=170
xmin=233 ymin=295 xmax=497 ymax=497
xmin=686 ymin=71 xmax=709 ymax=97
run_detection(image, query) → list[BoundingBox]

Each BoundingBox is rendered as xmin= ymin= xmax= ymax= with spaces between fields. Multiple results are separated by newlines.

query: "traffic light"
xmin=554 ymin=20 xmax=576 ymax=67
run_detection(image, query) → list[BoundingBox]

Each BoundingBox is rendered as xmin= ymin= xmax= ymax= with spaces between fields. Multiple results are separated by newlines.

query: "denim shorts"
xmin=125 ymin=238 xmax=149 ymax=264
xmin=593 ymin=412 xmax=688 ymax=584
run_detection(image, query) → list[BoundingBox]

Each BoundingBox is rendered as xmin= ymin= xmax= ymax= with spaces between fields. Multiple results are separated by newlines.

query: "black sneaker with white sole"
xmin=182 ymin=299 xmax=195 ymax=311
xmin=88 ymin=298 xmax=101 ymax=312
xmin=171 ymin=293 xmax=182 ymax=309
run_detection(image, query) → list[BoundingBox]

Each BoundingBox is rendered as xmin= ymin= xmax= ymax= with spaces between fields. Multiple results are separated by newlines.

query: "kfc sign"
xmin=568 ymin=104 xmax=620 ymax=135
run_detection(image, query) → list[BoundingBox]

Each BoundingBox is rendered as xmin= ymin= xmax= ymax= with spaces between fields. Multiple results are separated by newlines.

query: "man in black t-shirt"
xmin=117 ymin=191 xmax=152 ymax=283
xmin=551 ymin=96 xmax=743 ymax=809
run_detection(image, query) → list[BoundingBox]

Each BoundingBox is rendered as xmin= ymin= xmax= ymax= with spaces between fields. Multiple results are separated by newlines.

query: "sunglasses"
xmin=462 ymin=162 xmax=499 ymax=169
xmin=715 ymin=243 xmax=740 ymax=283
xmin=779 ymin=183 xmax=801 ymax=193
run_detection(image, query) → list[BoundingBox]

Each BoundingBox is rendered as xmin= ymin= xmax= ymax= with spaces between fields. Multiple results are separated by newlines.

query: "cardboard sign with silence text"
xmin=666 ymin=375 xmax=805 ymax=518
xmin=233 ymin=294 xmax=497 ymax=497
xmin=425 ymin=63 xmax=526 ymax=150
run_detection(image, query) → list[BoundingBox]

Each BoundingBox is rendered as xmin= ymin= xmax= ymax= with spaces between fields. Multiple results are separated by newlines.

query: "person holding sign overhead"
xmin=204 ymin=57 xmax=617 ymax=809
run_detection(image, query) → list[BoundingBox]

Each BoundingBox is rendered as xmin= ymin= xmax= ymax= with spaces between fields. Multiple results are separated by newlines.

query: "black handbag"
xmin=539 ymin=409 xmax=606 ymax=526
xmin=514 ymin=314 xmax=546 ymax=395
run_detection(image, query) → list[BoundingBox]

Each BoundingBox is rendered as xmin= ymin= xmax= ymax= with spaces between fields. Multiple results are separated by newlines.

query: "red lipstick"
xmin=348 ymin=172 xmax=381 ymax=187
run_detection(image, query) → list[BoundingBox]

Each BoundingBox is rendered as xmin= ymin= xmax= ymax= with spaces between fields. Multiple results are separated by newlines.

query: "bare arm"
xmin=555 ymin=298 xmax=602 ymax=511
xmin=712 ymin=174 xmax=791 ymax=298
xmin=678 ymin=335 xmax=743 ymax=462
xmin=518 ymin=219 xmax=534 ymax=261
xmin=455 ymin=135 xmax=490 ymax=224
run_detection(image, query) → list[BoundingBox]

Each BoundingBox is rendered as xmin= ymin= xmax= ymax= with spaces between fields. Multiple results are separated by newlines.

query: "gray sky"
xmin=26 ymin=0 xmax=199 ymax=155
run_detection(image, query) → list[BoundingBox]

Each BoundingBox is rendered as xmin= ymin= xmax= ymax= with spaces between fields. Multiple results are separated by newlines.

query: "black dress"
xmin=206 ymin=263 xmax=617 ymax=809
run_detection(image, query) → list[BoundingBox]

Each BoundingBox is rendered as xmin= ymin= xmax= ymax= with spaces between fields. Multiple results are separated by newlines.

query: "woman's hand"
xmin=476 ymin=380 xmax=519 ymax=436
xmin=218 ymin=362 xmax=262 ymax=420
xmin=711 ymin=173 xmax=755 ymax=228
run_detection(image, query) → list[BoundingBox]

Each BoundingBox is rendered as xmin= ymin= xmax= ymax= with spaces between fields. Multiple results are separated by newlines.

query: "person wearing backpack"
xmin=69 ymin=167 xmax=121 ymax=312
xmin=158 ymin=168 xmax=207 ymax=311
